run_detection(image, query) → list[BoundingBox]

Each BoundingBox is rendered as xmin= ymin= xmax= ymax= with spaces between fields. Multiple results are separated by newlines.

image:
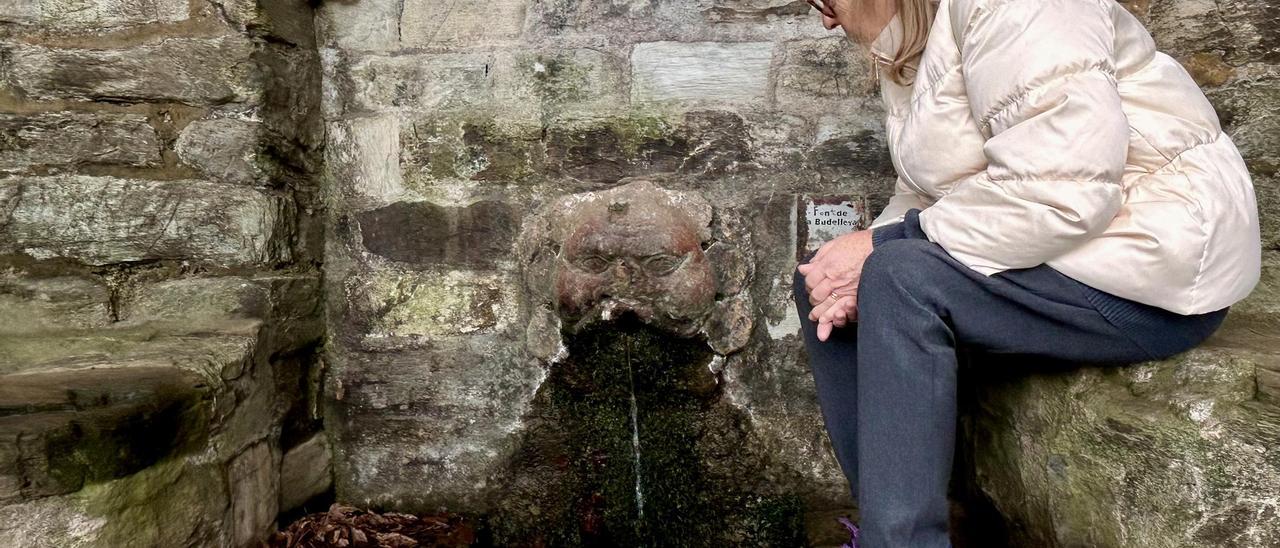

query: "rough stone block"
xmin=700 ymin=0 xmax=827 ymax=41
xmin=228 ymin=441 xmax=278 ymax=547
xmin=315 ymin=0 xmax=401 ymax=51
xmin=522 ymin=48 xmax=629 ymax=117
xmin=528 ymin=0 xmax=826 ymax=44
xmin=775 ymin=36 xmax=873 ymax=110
xmin=528 ymin=0 xmax=684 ymax=39
xmin=339 ymin=51 xmax=542 ymax=121
xmin=111 ymin=273 xmax=321 ymax=356
xmin=969 ymin=339 xmax=1280 ymax=547
xmin=256 ymin=274 xmax=326 ymax=354
xmin=1145 ymin=0 xmax=1278 ymax=65
xmin=631 ymin=41 xmax=774 ymax=103
xmin=736 ymin=110 xmax=814 ymax=172
xmin=679 ymin=109 xmax=758 ymax=175
xmin=0 ymin=176 xmax=285 ymax=267
xmin=566 ymin=112 xmax=763 ymax=180
xmin=0 ymin=112 xmax=161 ymax=173
xmin=341 ymin=53 xmax=493 ymax=113
xmin=0 ymin=0 xmax=39 ymax=22
xmin=208 ymin=364 xmax=278 ymax=462
xmin=0 ymin=0 xmax=188 ymax=27
xmin=0 ymin=327 xmax=257 ymax=385
xmin=543 ymin=114 xmax=688 ymax=183
xmin=175 ymin=118 xmax=265 ymax=186
xmin=541 ymin=110 xmax=757 ymax=182
xmin=117 ymin=276 xmax=271 ymax=329
xmin=0 ymin=273 xmax=111 ymax=335
xmin=255 ymin=43 xmax=324 ymax=156
xmin=1223 ymin=251 xmax=1279 ymax=328
xmin=347 ymin=269 xmax=518 ymax=341
xmin=355 ymin=199 xmax=517 ymax=268
xmin=329 ymin=342 xmax=542 ymax=510
xmin=4 ymin=37 xmax=258 ymax=104
xmin=1206 ymin=64 xmax=1280 ymax=177
xmin=720 ymin=341 xmax=848 ymax=501
xmin=279 ymin=433 xmax=332 ymax=512
xmin=325 ymin=115 xmax=404 ymax=206
xmin=219 ymin=0 xmax=318 ymax=48
xmin=810 ymin=124 xmax=896 ymax=179
xmin=400 ymin=117 xmax=544 ymax=186
xmin=401 ymin=0 xmax=527 ymax=48
xmin=1258 ymin=177 xmax=1279 ymax=250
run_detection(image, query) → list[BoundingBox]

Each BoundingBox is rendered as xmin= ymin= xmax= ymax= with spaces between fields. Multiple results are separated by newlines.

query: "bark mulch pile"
xmin=267 ymin=503 xmax=476 ymax=547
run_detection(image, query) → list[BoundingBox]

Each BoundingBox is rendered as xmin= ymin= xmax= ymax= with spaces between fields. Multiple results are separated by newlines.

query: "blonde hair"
xmin=887 ymin=0 xmax=936 ymax=85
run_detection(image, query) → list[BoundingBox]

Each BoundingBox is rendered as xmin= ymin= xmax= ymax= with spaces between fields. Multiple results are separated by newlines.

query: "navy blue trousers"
xmin=793 ymin=232 xmax=1227 ymax=548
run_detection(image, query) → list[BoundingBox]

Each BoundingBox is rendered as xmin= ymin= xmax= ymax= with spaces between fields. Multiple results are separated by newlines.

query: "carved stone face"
xmin=552 ymin=183 xmax=716 ymax=336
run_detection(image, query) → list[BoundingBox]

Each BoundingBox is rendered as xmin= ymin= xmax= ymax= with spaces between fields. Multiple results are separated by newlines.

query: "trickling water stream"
xmin=625 ymin=334 xmax=646 ymax=526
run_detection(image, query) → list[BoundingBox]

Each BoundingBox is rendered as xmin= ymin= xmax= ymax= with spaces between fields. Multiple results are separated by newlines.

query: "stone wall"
xmin=317 ymin=0 xmax=890 ymax=542
xmin=0 ymin=0 xmax=1275 ymax=546
xmin=0 ymin=1 xmax=328 ymax=546
xmin=317 ymin=0 xmax=1280 ymax=544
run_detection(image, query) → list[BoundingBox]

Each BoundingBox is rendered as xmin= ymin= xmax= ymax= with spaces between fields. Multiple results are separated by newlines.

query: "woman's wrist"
xmin=872 ymin=222 xmax=907 ymax=247
xmin=871 ymin=209 xmax=927 ymax=247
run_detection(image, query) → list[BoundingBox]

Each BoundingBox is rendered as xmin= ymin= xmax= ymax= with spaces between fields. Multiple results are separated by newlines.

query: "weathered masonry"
xmin=0 ymin=1 xmax=326 ymax=545
xmin=1 ymin=0 xmax=1278 ymax=546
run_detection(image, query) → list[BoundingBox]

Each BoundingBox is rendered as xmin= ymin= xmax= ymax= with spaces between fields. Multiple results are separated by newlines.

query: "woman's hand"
xmin=797 ymin=229 xmax=874 ymax=341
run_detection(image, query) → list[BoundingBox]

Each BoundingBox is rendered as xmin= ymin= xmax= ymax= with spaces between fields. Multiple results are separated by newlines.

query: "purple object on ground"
xmin=838 ymin=516 xmax=860 ymax=548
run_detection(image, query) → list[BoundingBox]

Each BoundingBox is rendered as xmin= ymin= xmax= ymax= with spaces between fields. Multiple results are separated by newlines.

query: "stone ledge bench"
xmin=958 ymin=251 xmax=1280 ymax=547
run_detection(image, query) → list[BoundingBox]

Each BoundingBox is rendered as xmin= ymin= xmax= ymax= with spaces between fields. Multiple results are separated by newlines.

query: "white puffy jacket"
xmin=866 ymin=0 xmax=1261 ymax=315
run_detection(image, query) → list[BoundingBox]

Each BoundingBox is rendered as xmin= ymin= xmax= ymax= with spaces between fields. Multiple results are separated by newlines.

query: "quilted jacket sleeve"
xmin=916 ymin=0 xmax=1128 ymax=275
xmin=869 ymin=176 xmax=934 ymax=229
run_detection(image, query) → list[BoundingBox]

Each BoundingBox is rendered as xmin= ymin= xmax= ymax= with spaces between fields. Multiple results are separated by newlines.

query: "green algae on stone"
xmin=968 ymin=345 xmax=1280 ymax=547
xmin=544 ymin=114 xmax=688 ymax=184
xmin=527 ymin=54 xmax=594 ymax=108
xmin=352 ymin=269 xmax=516 ymax=338
xmin=401 ymin=109 xmax=695 ymax=187
xmin=400 ymin=117 xmax=545 ymax=186
xmin=1 ymin=364 xmax=213 ymax=502
xmin=43 ymin=398 xmax=209 ymax=494
xmin=522 ymin=49 xmax=628 ymax=122
xmin=606 ymin=114 xmax=679 ymax=158
xmin=76 ymin=458 xmax=229 ymax=547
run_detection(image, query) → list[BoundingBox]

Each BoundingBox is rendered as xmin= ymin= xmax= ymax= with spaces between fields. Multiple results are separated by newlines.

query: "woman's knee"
xmin=858 ymin=239 xmax=947 ymax=305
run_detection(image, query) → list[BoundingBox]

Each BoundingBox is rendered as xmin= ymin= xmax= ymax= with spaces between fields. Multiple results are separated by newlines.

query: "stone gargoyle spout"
xmin=520 ymin=179 xmax=753 ymax=357
xmin=553 ymin=183 xmax=716 ymax=336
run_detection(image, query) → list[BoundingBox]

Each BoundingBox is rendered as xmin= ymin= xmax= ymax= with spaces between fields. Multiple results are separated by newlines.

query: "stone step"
xmin=0 ymin=268 xmax=320 ymax=371
xmin=0 ymin=325 xmax=260 ymax=379
xmin=0 ymin=326 xmax=264 ymax=504
xmin=0 ymin=271 xmax=321 ymax=508
xmin=0 ymin=366 xmax=209 ymax=505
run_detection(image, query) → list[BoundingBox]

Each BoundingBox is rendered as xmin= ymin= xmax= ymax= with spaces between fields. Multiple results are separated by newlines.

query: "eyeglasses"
xmin=807 ymin=0 xmax=837 ymax=18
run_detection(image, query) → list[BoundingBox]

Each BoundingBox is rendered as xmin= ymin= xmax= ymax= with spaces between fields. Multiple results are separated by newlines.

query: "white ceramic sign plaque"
xmin=799 ymin=196 xmax=867 ymax=260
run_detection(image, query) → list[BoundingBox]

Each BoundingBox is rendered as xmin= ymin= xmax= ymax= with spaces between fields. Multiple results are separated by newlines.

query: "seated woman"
xmin=792 ymin=0 xmax=1262 ymax=546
